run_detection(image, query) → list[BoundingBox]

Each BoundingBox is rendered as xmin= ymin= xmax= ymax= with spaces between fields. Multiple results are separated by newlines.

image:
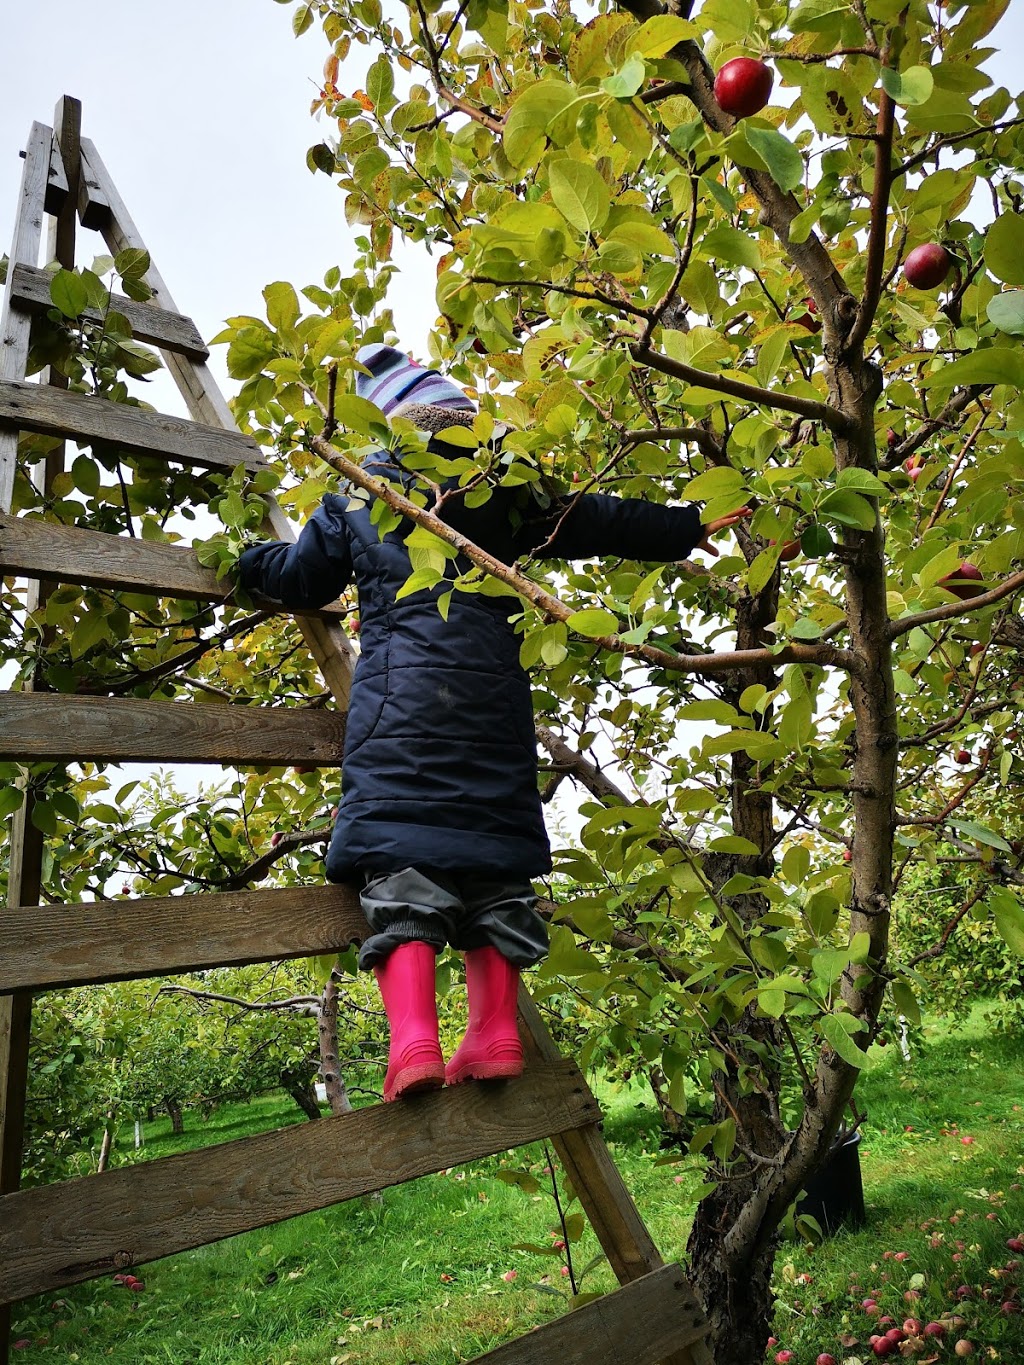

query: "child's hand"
xmin=696 ymin=506 xmax=751 ymax=557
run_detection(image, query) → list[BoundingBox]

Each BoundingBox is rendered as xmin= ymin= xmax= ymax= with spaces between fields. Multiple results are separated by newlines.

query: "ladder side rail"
xmin=467 ymin=1263 xmax=709 ymax=1365
xmin=81 ymin=139 xmax=357 ymax=708
xmin=1 ymin=98 xmax=82 ymax=1365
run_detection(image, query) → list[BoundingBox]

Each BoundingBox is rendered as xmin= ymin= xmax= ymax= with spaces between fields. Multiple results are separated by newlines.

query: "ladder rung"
xmin=468 ymin=1263 xmax=709 ymax=1365
xmin=0 ymin=379 xmax=264 ymax=475
xmin=0 ymin=885 xmax=367 ymax=993
xmin=10 ymin=264 xmax=209 ymax=361
xmin=0 ymin=1055 xmax=601 ymax=1305
xmin=0 ymin=513 xmax=348 ymax=622
xmin=0 ymin=692 xmax=345 ymax=764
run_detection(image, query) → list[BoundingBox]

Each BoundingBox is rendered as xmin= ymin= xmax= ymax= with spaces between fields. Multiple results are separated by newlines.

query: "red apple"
xmin=793 ymin=297 xmax=821 ymax=332
xmin=270 ymin=831 xmax=283 ymax=848
xmin=923 ymin=1321 xmax=946 ymax=1337
xmin=770 ymin=539 xmax=801 ymax=562
xmin=872 ymin=1337 xmax=895 ymax=1357
xmin=887 ymin=428 xmax=899 ymax=448
xmin=329 ymin=806 xmax=339 ymax=820
xmin=351 ymin=616 xmax=361 ymax=633
xmin=903 ymin=1319 xmax=922 ymax=1335
xmin=774 ymin=1352 xmax=795 ymax=1364
xmin=292 ymin=764 xmax=316 ymax=775
xmin=714 ymin=57 xmax=774 ymax=117
xmin=903 ymin=454 xmax=925 ymax=482
xmin=938 ymin=562 xmax=985 ymax=600
xmin=969 ymin=642 xmax=985 ymax=657
xmin=1007 ymin=1238 xmax=1024 ymax=1253
xmin=904 ymin=243 xmax=952 ymax=289
xmin=843 ymin=848 xmax=853 ymax=862
xmin=816 ymin=1356 xmax=837 ymax=1365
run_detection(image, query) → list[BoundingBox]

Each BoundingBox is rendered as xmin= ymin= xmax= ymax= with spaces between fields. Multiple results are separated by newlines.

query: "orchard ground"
xmin=10 ymin=1002 xmax=1024 ymax=1364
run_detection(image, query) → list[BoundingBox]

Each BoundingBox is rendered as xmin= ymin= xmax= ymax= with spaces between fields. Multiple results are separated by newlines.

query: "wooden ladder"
xmin=0 ymin=98 xmax=713 ymax=1365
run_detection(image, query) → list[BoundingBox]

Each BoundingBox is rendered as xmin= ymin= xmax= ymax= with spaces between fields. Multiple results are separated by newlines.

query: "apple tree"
xmin=206 ymin=0 xmax=1024 ymax=1357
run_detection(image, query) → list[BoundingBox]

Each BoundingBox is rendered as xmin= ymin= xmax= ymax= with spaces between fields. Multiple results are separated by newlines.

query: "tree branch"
xmin=887 ymin=570 xmax=1024 ymax=640
xmin=631 ymin=341 xmax=851 ymax=431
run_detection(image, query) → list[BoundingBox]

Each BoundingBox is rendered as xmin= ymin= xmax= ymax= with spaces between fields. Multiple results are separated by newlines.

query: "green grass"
xmin=10 ymin=1005 xmax=1024 ymax=1364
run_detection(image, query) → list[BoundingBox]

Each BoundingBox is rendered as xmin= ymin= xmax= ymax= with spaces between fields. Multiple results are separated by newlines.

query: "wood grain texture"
xmin=0 ymin=1055 xmax=600 ymax=1304
xmin=0 ymin=122 xmax=51 ymax=512
xmin=0 ymin=884 xmax=368 ymax=993
xmin=0 ymin=513 xmax=349 ymax=622
xmin=0 ymin=380 xmax=266 ymax=476
xmin=0 ymin=692 xmax=345 ymax=764
xmin=469 ymin=1264 xmax=709 ymax=1365
xmin=10 ymin=264 xmax=208 ymax=361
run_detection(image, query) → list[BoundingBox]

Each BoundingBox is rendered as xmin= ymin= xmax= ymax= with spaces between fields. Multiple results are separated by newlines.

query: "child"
xmin=237 ymin=345 xmax=747 ymax=1101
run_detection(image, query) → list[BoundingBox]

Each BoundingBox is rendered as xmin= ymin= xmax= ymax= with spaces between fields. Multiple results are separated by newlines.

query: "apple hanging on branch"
xmin=938 ymin=562 xmax=985 ymax=600
xmin=903 ymin=243 xmax=953 ymax=290
xmin=714 ymin=57 xmax=774 ymax=117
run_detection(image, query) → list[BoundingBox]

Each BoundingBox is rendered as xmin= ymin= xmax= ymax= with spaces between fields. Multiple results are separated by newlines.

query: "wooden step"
xmin=0 ymin=513 xmax=349 ymax=622
xmin=0 ymin=692 xmax=345 ymax=764
xmin=0 ymin=1055 xmax=600 ymax=1304
xmin=0 ymin=885 xmax=368 ymax=994
xmin=9 ymin=264 xmax=209 ymax=361
xmin=0 ymin=379 xmax=265 ymax=475
xmin=469 ymin=1263 xmax=708 ymax=1365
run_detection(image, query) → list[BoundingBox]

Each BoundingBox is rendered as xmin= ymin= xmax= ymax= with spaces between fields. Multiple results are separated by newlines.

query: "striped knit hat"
xmin=355 ymin=344 xmax=475 ymax=415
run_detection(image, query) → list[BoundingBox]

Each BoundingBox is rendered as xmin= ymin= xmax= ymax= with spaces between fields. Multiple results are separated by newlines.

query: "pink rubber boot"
xmin=445 ymin=946 xmax=523 ymax=1086
xmin=374 ymin=941 xmax=445 ymax=1102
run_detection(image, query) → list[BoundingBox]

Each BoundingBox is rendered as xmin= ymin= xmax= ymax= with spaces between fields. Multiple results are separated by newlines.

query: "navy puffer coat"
xmin=238 ymin=450 xmax=703 ymax=881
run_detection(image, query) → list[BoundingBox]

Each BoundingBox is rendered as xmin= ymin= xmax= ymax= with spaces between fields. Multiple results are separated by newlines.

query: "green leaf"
xmin=503 ymin=79 xmax=577 ymax=171
xmin=226 ymin=325 xmax=276 ymax=380
xmin=292 ymin=3 xmax=314 ymax=36
xmin=566 ymin=607 xmax=619 ymax=638
xmin=332 ymin=394 xmax=389 ymax=439
xmin=601 ymin=53 xmax=647 ymax=99
xmin=924 ymin=347 xmax=1024 ymax=390
xmin=0 ymin=785 xmax=24 ymax=819
xmin=263 ymin=281 xmax=300 ymax=332
xmin=879 ymin=64 xmax=934 ymax=107
xmin=367 ymin=54 xmax=396 ymax=114
xmin=548 ymin=161 xmax=610 ymax=235
xmin=758 ymin=986 xmax=786 ymax=1018
xmin=987 ymin=291 xmax=1024 ymax=337
xmin=985 ymin=214 xmax=1024 ymax=287
xmin=49 ymin=269 xmax=89 ymax=319
xmin=626 ymin=14 xmax=696 ymax=56
xmin=743 ymin=127 xmax=804 ymax=193
xmin=819 ymin=1014 xmax=868 ymax=1068
xmin=800 ymin=523 xmax=834 ymax=558
xmin=818 ymin=489 xmax=876 ymax=530
xmin=836 ymin=467 xmax=888 ymax=498
xmin=700 ymin=224 xmax=761 ymax=271
xmin=113 ymin=247 xmax=150 ymax=280
xmin=71 ymin=455 xmax=100 ymax=497
xmin=891 ymin=979 xmax=921 ymax=1026
xmin=685 ymin=466 xmax=746 ymax=502
xmin=989 ymin=887 xmax=1024 ymax=958
xmin=947 ymin=817 xmax=1011 ymax=853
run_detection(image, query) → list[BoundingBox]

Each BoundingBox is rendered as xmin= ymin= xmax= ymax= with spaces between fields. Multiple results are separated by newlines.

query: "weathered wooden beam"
xmin=0 ymin=513 xmax=350 ymax=622
xmin=0 ymin=884 xmax=366 ymax=994
xmin=43 ymin=135 xmax=68 ymax=217
xmin=0 ymin=1055 xmax=600 ymax=1305
xmin=0 ymin=693 xmax=345 ymax=764
xmin=469 ymin=1264 xmax=708 ymax=1365
xmin=0 ymin=380 xmax=266 ymax=476
xmin=10 ymin=264 xmax=209 ymax=362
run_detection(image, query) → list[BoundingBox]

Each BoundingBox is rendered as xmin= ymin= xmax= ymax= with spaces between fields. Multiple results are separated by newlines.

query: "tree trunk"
xmin=281 ymin=1068 xmax=321 ymax=1121
xmin=319 ymin=970 xmax=354 ymax=1116
xmin=164 ymin=1098 xmax=184 ymax=1135
xmin=96 ymin=1110 xmax=115 ymax=1173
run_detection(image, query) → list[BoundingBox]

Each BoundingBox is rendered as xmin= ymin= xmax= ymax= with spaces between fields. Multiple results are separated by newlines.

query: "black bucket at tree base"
xmin=797 ymin=1130 xmax=866 ymax=1237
